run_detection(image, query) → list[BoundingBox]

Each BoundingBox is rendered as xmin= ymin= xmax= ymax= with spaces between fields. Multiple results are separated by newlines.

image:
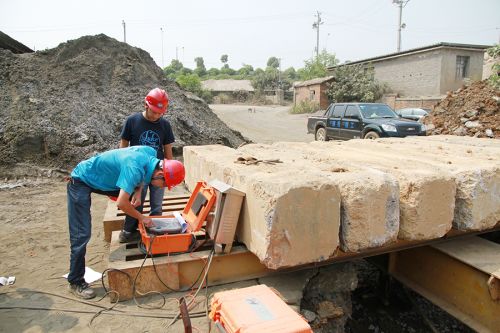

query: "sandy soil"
xmin=209 ymin=104 xmax=314 ymax=144
xmin=0 ymin=181 xmax=219 ymax=333
xmin=0 ymin=105 xmax=312 ymax=333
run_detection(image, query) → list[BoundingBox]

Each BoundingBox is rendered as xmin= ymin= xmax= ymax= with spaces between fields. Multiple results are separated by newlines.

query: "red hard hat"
xmin=145 ymin=88 xmax=169 ymax=114
xmin=163 ymin=159 xmax=185 ymax=190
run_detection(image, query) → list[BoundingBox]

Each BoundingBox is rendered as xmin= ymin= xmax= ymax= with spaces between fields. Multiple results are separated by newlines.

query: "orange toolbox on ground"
xmin=210 ymin=284 xmax=313 ymax=333
xmin=138 ymin=181 xmax=216 ymax=255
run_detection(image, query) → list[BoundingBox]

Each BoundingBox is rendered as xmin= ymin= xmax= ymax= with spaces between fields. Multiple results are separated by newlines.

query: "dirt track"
xmin=210 ymin=104 xmax=313 ymax=143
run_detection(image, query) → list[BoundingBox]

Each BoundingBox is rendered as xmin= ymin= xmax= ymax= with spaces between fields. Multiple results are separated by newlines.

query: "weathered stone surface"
xmin=297 ymin=141 xmax=456 ymax=240
xmin=343 ymin=138 xmax=499 ymax=231
xmin=240 ymin=141 xmax=453 ymax=241
xmin=184 ymin=145 xmax=341 ymax=269
xmin=238 ymin=143 xmax=399 ymax=251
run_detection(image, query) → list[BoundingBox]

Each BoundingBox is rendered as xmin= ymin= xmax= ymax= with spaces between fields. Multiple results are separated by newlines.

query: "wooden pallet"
xmin=106 ymin=231 xmax=270 ymax=302
xmin=102 ymin=193 xmax=190 ymax=242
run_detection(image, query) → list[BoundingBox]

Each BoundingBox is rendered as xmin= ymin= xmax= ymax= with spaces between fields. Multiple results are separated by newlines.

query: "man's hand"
xmin=130 ymin=191 xmax=142 ymax=207
xmin=141 ymin=217 xmax=154 ymax=228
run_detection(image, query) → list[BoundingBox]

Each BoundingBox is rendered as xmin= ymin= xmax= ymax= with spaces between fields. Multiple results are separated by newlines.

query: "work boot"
xmin=69 ymin=282 xmax=96 ymax=299
xmin=119 ymin=230 xmax=141 ymax=243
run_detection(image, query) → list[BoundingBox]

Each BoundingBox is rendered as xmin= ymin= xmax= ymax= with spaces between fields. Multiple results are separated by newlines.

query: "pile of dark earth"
xmin=0 ymin=34 xmax=247 ymax=176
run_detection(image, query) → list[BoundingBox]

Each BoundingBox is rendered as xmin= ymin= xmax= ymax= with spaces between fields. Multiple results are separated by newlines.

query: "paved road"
xmin=210 ymin=104 xmax=314 ymax=144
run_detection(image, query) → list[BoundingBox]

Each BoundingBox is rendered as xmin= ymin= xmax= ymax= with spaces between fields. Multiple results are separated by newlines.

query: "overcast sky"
xmin=1 ymin=0 xmax=499 ymax=71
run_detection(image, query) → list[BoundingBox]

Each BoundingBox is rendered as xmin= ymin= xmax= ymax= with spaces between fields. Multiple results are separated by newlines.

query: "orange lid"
xmin=182 ymin=181 xmax=216 ymax=232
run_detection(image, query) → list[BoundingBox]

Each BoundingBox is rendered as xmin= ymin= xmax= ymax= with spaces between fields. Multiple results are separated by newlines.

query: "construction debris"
xmin=424 ymin=80 xmax=499 ymax=138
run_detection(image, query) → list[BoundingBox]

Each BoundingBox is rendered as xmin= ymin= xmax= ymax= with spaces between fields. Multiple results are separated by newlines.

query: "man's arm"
xmin=163 ymin=143 xmax=173 ymax=160
xmin=116 ymin=189 xmax=151 ymax=226
xmin=119 ymin=139 xmax=130 ymax=148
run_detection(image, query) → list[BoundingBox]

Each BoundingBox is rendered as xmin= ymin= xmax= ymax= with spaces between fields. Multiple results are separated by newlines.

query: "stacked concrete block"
xmin=183 ymin=145 xmax=341 ymax=269
xmin=265 ymin=142 xmax=456 ymax=241
xmin=238 ymin=143 xmax=400 ymax=252
xmin=183 ymin=137 xmax=499 ymax=269
xmin=342 ymin=138 xmax=499 ymax=231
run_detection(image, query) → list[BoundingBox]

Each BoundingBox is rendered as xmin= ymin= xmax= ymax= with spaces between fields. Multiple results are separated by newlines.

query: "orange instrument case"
xmin=210 ymin=284 xmax=313 ymax=333
xmin=138 ymin=181 xmax=216 ymax=255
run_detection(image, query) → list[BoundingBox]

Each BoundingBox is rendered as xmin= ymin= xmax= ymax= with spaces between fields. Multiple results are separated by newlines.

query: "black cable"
xmin=0 ymin=306 xmax=207 ymax=319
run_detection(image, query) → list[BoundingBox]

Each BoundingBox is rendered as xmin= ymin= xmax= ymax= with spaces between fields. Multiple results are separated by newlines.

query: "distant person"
xmin=118 ymin=88 xmax=176 ymax=243
xmin=66 ymin=146 xmax=185 ymax=299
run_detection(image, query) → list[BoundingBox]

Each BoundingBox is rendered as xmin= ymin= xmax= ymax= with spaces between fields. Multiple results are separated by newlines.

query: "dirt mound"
xmin=424 ymin=80 xmax=499 ymax=138
xmin=0 ymin=34 xmax=247 ymax=171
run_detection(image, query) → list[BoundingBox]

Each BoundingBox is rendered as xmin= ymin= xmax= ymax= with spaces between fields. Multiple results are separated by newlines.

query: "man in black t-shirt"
xmin=118 ymin=88 xmax=175 ymax=243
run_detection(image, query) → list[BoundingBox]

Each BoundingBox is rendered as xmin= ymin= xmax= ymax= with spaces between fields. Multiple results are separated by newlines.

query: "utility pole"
xmin=278 ymin=58 xmax=282 ymax=88
xmin=312 ymin=11 xmax=323 ymax=60
xmin=175 ymin=46 xmax=178 ymax=61
xmin=160 ymin=27 xmax=164 ymax=67
xmin=393 ymin=0 xmax=409 ymax=52
xmin=122 ymin=20 xmax=126 ymax=43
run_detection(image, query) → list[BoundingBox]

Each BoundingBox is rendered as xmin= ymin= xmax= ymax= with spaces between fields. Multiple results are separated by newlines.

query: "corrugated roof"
xmin=293 ymin=76 xmax=334 ymax=88
xmin=329 ymin=42 xmax=491 ymax=69
xmin=201 ymin=79 xmax=254 ymax=92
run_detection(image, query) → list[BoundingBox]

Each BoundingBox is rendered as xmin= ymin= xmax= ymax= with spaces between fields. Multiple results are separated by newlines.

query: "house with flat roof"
xmin=328 ymin=42 xmax=490 ymax=98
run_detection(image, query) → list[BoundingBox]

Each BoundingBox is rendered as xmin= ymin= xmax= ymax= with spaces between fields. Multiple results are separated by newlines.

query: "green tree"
xmin=220 ymin=54 xmax=228 ymax=65
xmin=486 ymin=44 xmax=500 ymax=89
xmin=297 ymin=50 xmax=339 ymax=80
xmin=176 ymin=73 xmax=202 ymax=95
xmin=206 ymin=67 xmax=220 ymax=78
xmin=163 ymin=59 xmax=184 ymax=80
xmin=194 ymin=57 xmax=206 ymax=77
xmin=251 ymin=67 xmax=280 ymax=92
xmin=266 ymin=57 xmax=280 ymax=69
xmin=326 ymin=64 xmax=387 ymax=103
xmin=238 ymin=64 xmax=254 ymax=77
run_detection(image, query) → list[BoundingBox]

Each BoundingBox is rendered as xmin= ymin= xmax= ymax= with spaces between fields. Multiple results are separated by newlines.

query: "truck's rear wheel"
xmin=315 ymin=128 xmax=328 ymax=141
xmin=364 ymin=131 xmax=380 ymax=140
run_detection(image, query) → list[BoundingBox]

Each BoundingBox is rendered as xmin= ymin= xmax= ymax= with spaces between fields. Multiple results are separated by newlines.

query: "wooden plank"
xmin=389 ymin=244 xmax=500 ymax=333
xmin=102 ymin=195 xmax=189 ymax=242
xmin=107 ymin=231 xmax=270 ymax=302
xmin=431 ymin=236 xmax=500 ymax=275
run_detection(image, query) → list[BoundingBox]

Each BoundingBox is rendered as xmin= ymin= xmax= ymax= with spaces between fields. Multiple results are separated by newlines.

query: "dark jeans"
xmin=123 ymin=184 xmax=165 ymax=232
xmin=67 ymin=178 xmax=119 ymax=285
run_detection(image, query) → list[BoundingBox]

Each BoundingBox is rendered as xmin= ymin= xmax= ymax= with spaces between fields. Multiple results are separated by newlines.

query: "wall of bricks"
xmin=382 ymin=94 xmax=443 ymax=110
xmin=294 ymin=82 xmax=331 ymax=110
xmin=374 ymin=50 xmax=442 ymax=97
xmin=440 ymin=49 xmax=485 ymax=94
xmin=373 ymin=47 xmax=485 ymax=98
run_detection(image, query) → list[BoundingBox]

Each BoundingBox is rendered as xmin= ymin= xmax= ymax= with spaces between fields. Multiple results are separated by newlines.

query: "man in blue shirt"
xmin=66 ymin=146 xmax=185 ymax=299
xmin=119 ymin=88 xmax=176 ymax=243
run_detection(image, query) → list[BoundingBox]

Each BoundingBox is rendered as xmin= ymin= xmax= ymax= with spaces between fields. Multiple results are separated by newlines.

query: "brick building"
xmin=293 ymin=76 xmax=334 ymax=110
xmin=328 ymin=42 xmax=490 ymax=109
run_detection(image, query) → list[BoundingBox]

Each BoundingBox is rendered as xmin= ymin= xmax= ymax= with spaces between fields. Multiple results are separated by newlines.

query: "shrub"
xmin=290 ymin=100 xmax=320 ymax=114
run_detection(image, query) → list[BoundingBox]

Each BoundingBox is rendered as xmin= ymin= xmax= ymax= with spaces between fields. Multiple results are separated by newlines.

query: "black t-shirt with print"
xmin=120 ymin=112 xmax=175 ymax=160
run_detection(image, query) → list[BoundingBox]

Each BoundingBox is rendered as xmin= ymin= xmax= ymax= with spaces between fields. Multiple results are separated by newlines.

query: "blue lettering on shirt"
xmin=140 ymin=130 xmax=160 ymax=151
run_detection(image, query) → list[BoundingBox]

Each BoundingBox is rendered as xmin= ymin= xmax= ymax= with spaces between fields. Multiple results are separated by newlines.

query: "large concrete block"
xmin=342 ymin=138 xmax=499 ymax=231
xmin=269 ymin=141 xmax=455 ymax=241
xmin=238 ymin=143 xmax=399 ymax=251
xmin=183 ymin=145 xmax=341 ymax=269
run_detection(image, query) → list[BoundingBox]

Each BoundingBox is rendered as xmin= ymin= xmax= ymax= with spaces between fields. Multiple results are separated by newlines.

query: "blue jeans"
xmin=123 ymin=184 xmax=165 ymax=232
xmin=67 ymin=178 xmax=119 ymax=285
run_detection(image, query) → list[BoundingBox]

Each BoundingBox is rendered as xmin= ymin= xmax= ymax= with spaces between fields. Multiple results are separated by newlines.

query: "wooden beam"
xmin=107 ymin=231 xmax=270 ymax=302
xmin=388 ymin=237 xmax=500 ymax=333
